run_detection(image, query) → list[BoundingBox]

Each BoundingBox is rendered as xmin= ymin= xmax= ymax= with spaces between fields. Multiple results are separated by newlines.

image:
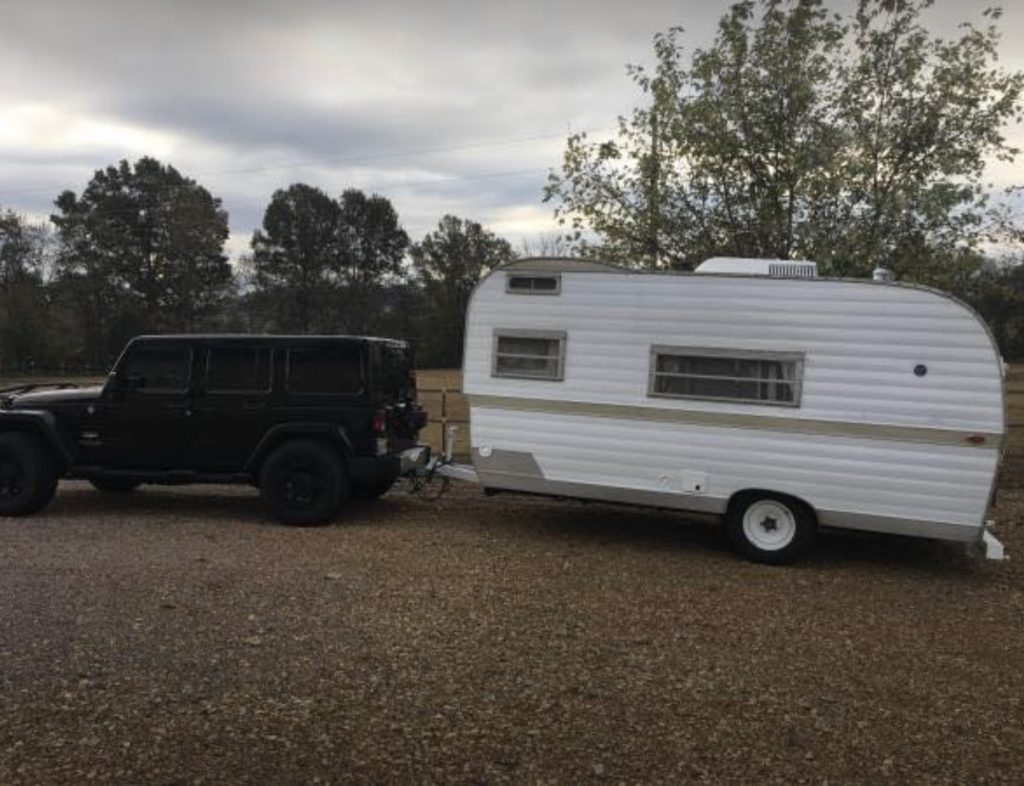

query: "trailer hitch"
xmin=400 ymin=425 xmax=478 ymax=500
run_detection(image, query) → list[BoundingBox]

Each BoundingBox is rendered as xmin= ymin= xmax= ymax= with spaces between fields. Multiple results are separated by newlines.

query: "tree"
xmin=545 ymin=0 xmax=1024 ymax=285
xmin=0 ymin=207 xmax=51 ymax=371
xmin=519 ymin=232 xmax=572 ymax=258
xmin=247 ymin=186 xmax=408 ymax=334
xmin=336 ymin=189 xmax=409 ymax=335
xmin=51 ymin=158 xmax=233 ymax=365
xmin=965 ymin=259 xmax=1024 ymax=360
xmin=410 ymin=215 xmax=515 ymax=367
xmin=248 ymin=184 xmax=342 ymax=333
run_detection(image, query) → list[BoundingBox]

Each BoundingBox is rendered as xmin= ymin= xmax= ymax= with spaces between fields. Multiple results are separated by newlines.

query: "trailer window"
xmin=493 ymin=331 xmax=566 ymax=380
xmin=649 ymin=347 xmax=803 ymax=406
xmin=506 ymin=274 xmax=561 ymax=295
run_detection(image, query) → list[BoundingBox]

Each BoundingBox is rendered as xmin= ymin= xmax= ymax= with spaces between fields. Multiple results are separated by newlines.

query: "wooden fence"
xmin=1008 ymin=365 xmax=1024 ymax=457
xmin=417 ymin=386 xmax=470 ymax=459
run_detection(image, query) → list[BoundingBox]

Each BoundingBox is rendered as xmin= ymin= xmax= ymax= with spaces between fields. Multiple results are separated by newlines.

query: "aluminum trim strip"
xmin=467 ymin=394 xmax=1003 ymax=449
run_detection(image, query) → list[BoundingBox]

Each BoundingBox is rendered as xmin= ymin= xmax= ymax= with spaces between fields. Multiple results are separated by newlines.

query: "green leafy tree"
xmin=965 ymin=259 xmax=1024 ymax=360
xmin=51 ymin=157 xmax=233 ymax=365
xmin=545 ymin=0 xmax=1024 ymax=285
xmin=410 ymin=215 xmax=515 ymax=367
xmin=247 ymin=185 xmax=408 ymax=334
xmin=248 ymin=184 xmax=343 ymax=333
xmin=337 ymin=189 xmax=409 ymax=335
xmin=0 ymin=207 xmax=51 ymax=371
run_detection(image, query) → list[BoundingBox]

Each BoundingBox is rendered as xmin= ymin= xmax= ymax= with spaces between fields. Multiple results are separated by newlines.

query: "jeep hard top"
xmin=0 ymin=334 xmax=427 ymax=524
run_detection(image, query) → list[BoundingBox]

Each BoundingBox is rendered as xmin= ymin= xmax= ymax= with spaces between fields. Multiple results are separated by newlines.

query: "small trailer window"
xmin=493 ymin=330 xmax=566 ymax=380
xmin=649 ymin=347 xmax=803 ymax=406
xmin=506 ymin=274 xmax=561 ymax=295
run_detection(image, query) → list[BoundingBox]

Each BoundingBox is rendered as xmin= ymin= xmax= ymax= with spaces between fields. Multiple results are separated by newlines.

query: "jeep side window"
xmin=120 ymin=346 xmax=191 ymax=393
xmin=205 ymin=347 xmax=271 ymax=394
xmin=287 ymin=346 xmax=364 ymax=395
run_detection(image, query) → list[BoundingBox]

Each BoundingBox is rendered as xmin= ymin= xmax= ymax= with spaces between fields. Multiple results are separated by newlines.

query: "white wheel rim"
xmin=742 ymin=500 xmax=797 ymax=552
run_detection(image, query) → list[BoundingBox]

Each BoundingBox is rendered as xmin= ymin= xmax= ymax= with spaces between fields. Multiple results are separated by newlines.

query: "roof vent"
xmin=695 ymin=257 xmax=818 ymax=278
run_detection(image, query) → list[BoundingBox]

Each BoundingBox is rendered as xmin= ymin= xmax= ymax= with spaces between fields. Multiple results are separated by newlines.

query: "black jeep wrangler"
xmin=0 ymin=335 xmax=427 ymax=524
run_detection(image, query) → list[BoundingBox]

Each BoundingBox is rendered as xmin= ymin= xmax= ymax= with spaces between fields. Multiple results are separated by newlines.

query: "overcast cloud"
xmin=1 ymin=0 xmax=1022 ymax=259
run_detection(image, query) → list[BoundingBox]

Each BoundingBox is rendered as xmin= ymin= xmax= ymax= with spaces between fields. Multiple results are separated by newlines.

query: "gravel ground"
xmin=1 ymin=480 xmax=1023 ymax=785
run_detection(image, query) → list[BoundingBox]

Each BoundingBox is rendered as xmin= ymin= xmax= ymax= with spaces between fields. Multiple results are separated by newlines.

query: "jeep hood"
xmin=5 ymin=385 xmax=104 ymax=409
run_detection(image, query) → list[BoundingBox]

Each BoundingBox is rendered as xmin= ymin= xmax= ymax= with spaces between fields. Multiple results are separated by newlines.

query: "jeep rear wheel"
xmin=259 ymin=440 xmax=349 ymax=526
xmin=0 ymin=432 xmax=58 ymax=516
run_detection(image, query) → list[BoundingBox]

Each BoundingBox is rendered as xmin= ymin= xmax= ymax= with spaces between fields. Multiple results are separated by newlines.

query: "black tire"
xmin=259 ymin=440 xmax=349 ymax=526
xmin=726 ymin=492 xmax=816 ymax=565
xmin=89 ymin=478 xmax=140 ymax=493
xmin=0 ymin=432 xmax=58 ymax=516
xmin=352 ymin=472 xmax=399 ymax=501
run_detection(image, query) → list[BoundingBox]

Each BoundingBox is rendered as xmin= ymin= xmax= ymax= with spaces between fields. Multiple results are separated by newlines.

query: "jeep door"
xmin=99 ymin=341 xmax=200 ymax=469
xmin=192 ymin=344 xmax=274 ymax=470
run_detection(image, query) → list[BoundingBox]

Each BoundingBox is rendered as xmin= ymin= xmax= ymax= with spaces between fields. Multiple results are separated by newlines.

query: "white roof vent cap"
xmin=695 ymin=257 xmax=818 ymax=278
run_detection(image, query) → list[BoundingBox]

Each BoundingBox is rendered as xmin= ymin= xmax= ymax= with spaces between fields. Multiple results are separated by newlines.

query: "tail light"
xmin=374 ymin=409 xmax=388 ymax=455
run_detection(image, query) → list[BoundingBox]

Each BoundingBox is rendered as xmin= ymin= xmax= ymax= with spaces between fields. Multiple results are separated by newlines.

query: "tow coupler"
xmin=400 ymin=426 xmax=477 ymax=499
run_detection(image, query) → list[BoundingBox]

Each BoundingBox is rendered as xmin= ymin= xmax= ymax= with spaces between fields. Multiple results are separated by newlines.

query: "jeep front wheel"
xmin=0 ymin=432 xmax=58 ymax=516
xmin=259 ymin=440 xmax=349 ymax=526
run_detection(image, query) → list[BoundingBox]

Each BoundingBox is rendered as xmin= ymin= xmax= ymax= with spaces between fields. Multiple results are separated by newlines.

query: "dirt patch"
xmin=1 ymin=481 xmax=1023 ymax=784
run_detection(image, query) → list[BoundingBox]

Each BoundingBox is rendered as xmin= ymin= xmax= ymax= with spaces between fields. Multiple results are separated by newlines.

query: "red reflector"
xmin=374 ymin=411 xmax=387 ymax=435
xmin=965 ymin=434 xmax=986 ymax=445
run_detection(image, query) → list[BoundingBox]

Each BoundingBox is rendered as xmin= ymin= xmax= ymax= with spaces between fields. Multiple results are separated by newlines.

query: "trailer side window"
xmin=649 ymin=347 xmax=803 ymax=406
xmin=506 ymin=274 xmax=560 ymax=295
xmin=493 ymin=331 xmax=566 ymax=381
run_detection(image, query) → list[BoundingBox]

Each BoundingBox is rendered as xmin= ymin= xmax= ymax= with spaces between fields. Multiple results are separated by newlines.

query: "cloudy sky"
xmin=2 ymin=0 xmax=1023 ymax=260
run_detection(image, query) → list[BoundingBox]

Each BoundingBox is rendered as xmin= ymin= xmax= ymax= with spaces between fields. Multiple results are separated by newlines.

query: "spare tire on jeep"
xmin=0 ymin=432 xmax=58 ymax=516
xmin=259 ymin=440 xmax=349 ymax=526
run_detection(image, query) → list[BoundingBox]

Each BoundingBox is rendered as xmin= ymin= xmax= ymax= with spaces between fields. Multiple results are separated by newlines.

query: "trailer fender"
xmin=726 ymin=488 xmax=818 ymax=525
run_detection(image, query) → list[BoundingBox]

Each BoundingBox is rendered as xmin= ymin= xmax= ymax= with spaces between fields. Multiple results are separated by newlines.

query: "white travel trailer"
xmin=455 ymin=257 xmax=1006 ymax=563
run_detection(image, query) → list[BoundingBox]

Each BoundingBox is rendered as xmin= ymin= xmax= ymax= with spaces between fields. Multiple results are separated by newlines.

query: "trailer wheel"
xmin=0 ymin=432 xmax=58 ymax=516
xmin=259 ymin=440 xmax=349 ymax=526
xmin=726 ymin=493 xmax=815 ymax=565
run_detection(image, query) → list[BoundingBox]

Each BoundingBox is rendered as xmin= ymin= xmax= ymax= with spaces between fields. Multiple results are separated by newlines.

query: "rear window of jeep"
xmin=286 ymin=345 xmax=364 ymax=395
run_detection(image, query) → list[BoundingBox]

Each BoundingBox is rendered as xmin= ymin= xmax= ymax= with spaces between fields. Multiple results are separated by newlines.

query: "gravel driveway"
xmin=1 ymin=480 xmax=1022 ymax=785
